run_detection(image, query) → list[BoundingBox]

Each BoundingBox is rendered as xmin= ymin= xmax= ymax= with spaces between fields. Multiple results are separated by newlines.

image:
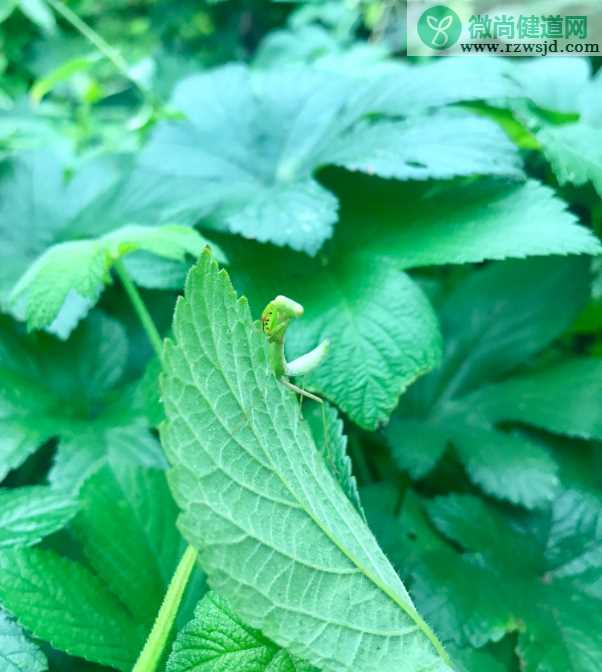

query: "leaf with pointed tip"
xmin=167 ymin=591 xmax=316 ymax=672
xmin=0 ymin=486 xmax=78 ymax=548
xmin=468 ymin=358 xmax=602 ymax=441
xmin=161 ymin=251 xmax=451 ymax=672
xmin=11 ymin=224 xmax=222 ymax=336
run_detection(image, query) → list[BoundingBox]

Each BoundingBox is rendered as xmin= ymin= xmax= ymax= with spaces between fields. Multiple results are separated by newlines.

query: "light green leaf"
xmin=71 ymin=463 xmax=185 ymax=625
xmin=538 ymin=123 xmax=602 ymax=196
xmin=387 ymin=257 xmax=590 ymax=507
xmin=0 ymin=151 xmax=221 ymax=337
xmin=324 ymin=111 xmax=524 ymax=181
xmin=0 ymin=547 xmax=144 ymax=670
xmin=225 ymin=240 xmax=442 ymax=429
xmin=11 ymin=223 xmax=222 ymax=336
xmin=0 ymin=486 xmax=78 ymax=548
xmin=161 ymin=251 xmax=451 ymax=672
xmin=167 ymin=591 xmax=317 ymax=672
xmin=304 ymin=402 xmax=364 ymax=517
xmin=0 ymin=609 xmax=47 ymax=672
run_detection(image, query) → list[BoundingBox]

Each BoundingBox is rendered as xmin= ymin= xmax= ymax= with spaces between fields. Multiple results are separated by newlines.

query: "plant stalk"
xmin=46 ymin=0 xmax=146 ymax=96
xmin=114 ymin=259 xmax=163 ymax=360
xmin=132 ymin=545 xmax=199 ymax=672
xmin=115 ymin=260 xmax=199 ymax=670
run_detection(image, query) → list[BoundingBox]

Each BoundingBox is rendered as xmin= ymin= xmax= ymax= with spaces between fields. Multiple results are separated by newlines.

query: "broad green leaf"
xmin=71 ymin=463 xmax=185 ymax=625
xmin=10 ymin=223 xmax=222 ymax=335
xmin=304 ymin=402 xmax=364 ymax=517
xmin=0 ymin=609 xmax=47 ymax=672
xmin=0 ymin=486 xmax=78 ymax=548
xmin=468 ymin=358 xmax=602 ymax=441
xmin=409 ymin=491 xmax=602 ymax=672
xmin=0 ymin=151 xmax=220 ymax=337
xmin=0 ymin=313 xmax=163 ymax=488
xmin=0 ymin=547 xmax=144 ymax=670
xmin=224 ymin=239 xmax=442 ymax=429
xmin=386 ymin=257 xmax=590 ymax=507
xmin=324 ymin=111 xmax=523 ymax=181
xmin=140 ymin=64 xmax=523 ymax=254
xmin=161 ymin=251 xmax=451 ymax=672
xmin=346 ymin=179 xmax=600 ymax=269
xmin=538 ymin=123 xmax=602 ymax=196
xmin=167 ymin=591 xmax=316 ymax=672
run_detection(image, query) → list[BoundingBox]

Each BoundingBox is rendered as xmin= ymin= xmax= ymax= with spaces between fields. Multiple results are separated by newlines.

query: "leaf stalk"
xmin=132 ymin=545 xmax=199 ymax=672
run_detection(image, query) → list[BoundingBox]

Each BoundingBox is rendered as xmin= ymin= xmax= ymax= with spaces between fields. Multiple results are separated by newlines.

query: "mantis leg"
xmin=281 ymin=378 xmax=323 ymax=403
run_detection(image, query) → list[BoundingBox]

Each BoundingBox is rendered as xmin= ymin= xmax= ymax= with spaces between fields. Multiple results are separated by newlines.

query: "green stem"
xmin=132 ymin=545 xmax=199 ymax=672
xmin=46 ymin=0 xmax=146 ymax=97
xmin=116 ymin=259 xmax=199 ymax=670
xmin=114 ymin=259 xmax=163 ymax=361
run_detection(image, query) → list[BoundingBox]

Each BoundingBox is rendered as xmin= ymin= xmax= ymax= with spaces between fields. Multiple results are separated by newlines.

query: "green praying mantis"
xmin=261 ymin=295 xmax=329 ymax=402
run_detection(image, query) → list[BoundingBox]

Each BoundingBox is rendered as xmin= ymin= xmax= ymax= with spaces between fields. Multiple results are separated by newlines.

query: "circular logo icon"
xmin=417 ymin=5 xmax=462 ymax=50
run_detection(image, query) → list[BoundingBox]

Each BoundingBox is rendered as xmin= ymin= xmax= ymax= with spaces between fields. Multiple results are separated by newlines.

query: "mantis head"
xmin=261 ymin=295 xmax=304 ymax=343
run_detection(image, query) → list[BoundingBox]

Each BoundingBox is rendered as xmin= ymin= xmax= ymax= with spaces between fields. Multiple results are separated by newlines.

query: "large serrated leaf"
xmin=386 ymin=256 xmax=590 ymax=508
xmin=161 ymin=250 xmax=451 ymax=672
xmin=0 ymin=547 xmax=144 ymax=670
xmin=140 ymin=64 xmax=524 ymax=255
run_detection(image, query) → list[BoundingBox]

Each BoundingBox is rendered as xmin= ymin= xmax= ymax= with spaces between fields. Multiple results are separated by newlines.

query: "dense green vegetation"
xmin=0 ymin=1 xmax=601 ymax=671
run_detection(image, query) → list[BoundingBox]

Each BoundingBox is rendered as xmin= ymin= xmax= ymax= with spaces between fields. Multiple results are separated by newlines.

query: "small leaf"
xmin=0 ymin=609 xmax=47 ymax=672
xmin=167 ymin=591 xmax=317 ymax=672
xmin=0 ymin=486 xmax=79 ymax=548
